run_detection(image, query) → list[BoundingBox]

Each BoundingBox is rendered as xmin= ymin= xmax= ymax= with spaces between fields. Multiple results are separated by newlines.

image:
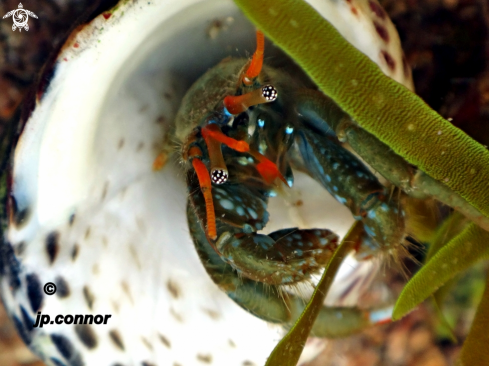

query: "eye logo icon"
xmin=2 ymin=3 xmax=38 ymax=32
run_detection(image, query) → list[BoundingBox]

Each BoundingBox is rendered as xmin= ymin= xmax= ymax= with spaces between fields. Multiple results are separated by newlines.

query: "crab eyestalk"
xmin=223 ymin=84 xmax=278 ymax=115
xmin=202 ymin=126 xmax=229 ymax=185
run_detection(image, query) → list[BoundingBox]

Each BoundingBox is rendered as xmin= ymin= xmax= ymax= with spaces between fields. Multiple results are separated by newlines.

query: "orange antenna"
xmin=243 ymin=30 xmax=265 ymax=85
xmin=248 ymin=149 xmax=289 ymax=186
xmin=223 ymin=84 xmax=278 ymax=115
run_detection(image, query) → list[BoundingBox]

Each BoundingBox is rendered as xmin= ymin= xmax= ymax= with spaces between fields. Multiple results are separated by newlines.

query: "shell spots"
xmin=14 ymin=241 xmax=26 ymax=256
xmin=69 ymin=213 xmax=76 ymax=226
xmin=368 ymin=0 xmax=386 ymax=20
xmin=374 ymin=21 xmax=389 ymax=43
xmin=118 ymin=138 xmax=125 ymax=150
xmin=101 ymin=181 xmax=109 ymax=201
xmin=50 ymin=358 xmax=68 ymax=366
xmin=166 ymin=279 xmax=182 ymax=299
xmin=46 ymin=231 xmax=60 ymax=264
xmin=197 ymin=354 xmax=213 ymax=364
xmin=82 ymin=286 xmax=95 ymax=310
xmin=20 ymin=306 xmax=35 ymax=332
xmin=75 ymin=324 xmax=98 ymax=349
xmin=1 ymin=241 xmax=21 ymax=290
xmin=158 ymin=333 xmax=171 ymax=348
xmin=51 ymin=334 xmax=83 ymax=366
xmin=121 ymin=281 xmax=134 ymax=305
xmin=55 ymin=276 xmax=70 ymax=298
xmin=128 ymin=245 xmax=142 ymax=270
xmin=170 ymin=307 xmax=184 ymax=323
xmin=26 ymin=273 xmax=43 ymax=313
xmin=84 ymin=227 xmax=91 ymax=240
xmin=381 ymin=50 xmax=396 ymax=71
xmin=242 ymin=361 xmax=256 ymax=366
xmin=13 ymin=314 xmax=31 ymax=345
xmin=202 ymin=307 xmax=220 ymax=320
xmin=109 ymin=329 xmax=125 ymax=351
xmin=10 ymin=195 xmax=30 ymax=227
xmin=71 ymin=244 xmax=79 ymax=261
xmin=142 ymin=362 xmax=156 ymax=366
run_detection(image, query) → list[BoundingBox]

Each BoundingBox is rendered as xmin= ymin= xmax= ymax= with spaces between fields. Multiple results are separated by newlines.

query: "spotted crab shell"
xmin=0 ymin=0 xmax=412 ymax=365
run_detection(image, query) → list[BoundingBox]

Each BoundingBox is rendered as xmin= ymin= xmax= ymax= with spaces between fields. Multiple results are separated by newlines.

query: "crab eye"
xmin=211 ymin=168 xmax=229 ymax=184
xmin=261 ymin=85 xmax=278 ymax=101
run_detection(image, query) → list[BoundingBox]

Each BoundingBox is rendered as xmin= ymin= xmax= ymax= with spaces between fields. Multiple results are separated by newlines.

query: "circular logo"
xmin=43 ymin=282 xmax=57 ymax=295
xmin=2 ymin=4 xmax=38 ymax=32
xmin=12 ymin=9 xmax=29 ymax=29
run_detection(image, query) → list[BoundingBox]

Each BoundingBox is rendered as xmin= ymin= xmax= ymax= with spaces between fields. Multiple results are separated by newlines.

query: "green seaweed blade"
xmin=234 ymin=0 xmax=489 ymax=220
xmin=457 ymin=270 xmax=489 ymax=366
xmin=265 ymin=222 xmax=360 ymax=366
xmin=393 ymin=223 xmax=489 ymax=320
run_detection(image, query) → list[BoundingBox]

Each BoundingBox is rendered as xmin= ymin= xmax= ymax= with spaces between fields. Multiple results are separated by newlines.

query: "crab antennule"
xmin=152 ymin=152 xmax=168 ymax=171
xmin=224 ymin=84 xmax=278 ymax=115
xmin=189 ymin=146 xmax=217 ymax=240
xmin=248 ymin=149 xmax=289 ymax=186
xmin=201 ymin=123 xmax=250 ymax=152
xmin=203 ymin=133 xmax=229 ymax=185
xmin=243 ymin=30 xmax=265 ymax=85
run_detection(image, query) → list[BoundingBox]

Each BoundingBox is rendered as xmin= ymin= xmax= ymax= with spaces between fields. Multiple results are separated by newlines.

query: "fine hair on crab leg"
xmin=187 ymin=203 xmax=392 ymax=338
xmin=241 ymin=29 xmax=265 ymax=86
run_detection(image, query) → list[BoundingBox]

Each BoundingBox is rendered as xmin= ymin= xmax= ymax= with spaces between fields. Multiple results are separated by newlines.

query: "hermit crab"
xmin=2 ymin=0 xmax=489 ymax=366
xmin=163 ymin=27 xmax=410 ymax=336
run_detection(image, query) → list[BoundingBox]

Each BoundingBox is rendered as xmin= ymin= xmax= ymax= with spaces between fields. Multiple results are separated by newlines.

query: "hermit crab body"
xmin=161 ymin=31 xmax=406 ymax=335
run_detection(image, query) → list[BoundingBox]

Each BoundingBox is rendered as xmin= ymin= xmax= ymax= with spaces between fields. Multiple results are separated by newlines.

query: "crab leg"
xmin=294 ymin=89 xmax=489 ymax=233
xmin=187 ymin=202 xmax=392 ymax=337
xmin=296 ymin=126 xmax=405 ymax=256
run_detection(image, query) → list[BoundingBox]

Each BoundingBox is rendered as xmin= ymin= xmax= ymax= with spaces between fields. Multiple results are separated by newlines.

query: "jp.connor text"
xmin=33 ymin=313 xmax=112 ymax=327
